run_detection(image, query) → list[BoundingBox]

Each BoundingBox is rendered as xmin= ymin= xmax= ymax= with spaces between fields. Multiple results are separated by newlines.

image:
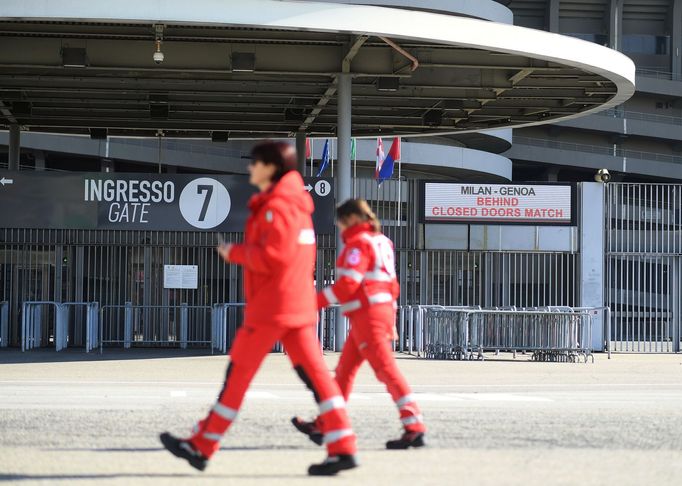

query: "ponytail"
xmin=336 ymin=198 xmax=381 ymax=233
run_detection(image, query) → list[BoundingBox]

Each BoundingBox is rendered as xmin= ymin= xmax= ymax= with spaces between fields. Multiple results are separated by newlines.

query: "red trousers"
xmin=189 ymin=323 xmax=356 ymax=457
xmin=333 ymin=313 xmax=426 ymax=434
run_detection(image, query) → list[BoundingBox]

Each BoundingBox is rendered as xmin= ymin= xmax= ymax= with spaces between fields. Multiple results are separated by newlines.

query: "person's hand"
xmin=217 ymin=243 xmax=233 ymax=261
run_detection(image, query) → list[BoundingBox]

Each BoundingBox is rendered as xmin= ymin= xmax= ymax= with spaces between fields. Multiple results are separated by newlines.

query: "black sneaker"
xmin=291 ymin=417 xmax=323 ymax=446
xmin=308 ymin=454 xmax=358 ymax=476
xmin=159 ymin=432 xmax=208 ymax=471
xmin=386 ymin=431 xmax=426 ymax=450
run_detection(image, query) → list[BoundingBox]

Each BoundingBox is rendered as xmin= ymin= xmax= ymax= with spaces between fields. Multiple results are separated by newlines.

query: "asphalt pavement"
xmin=1 ymin=350 xmax=682 ymax=485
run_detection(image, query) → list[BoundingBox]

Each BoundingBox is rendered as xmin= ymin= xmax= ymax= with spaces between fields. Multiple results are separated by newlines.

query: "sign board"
xmin=0 ymin=173 xmax=335 ymax=233
xmin=421 ymin=182 xmax=575 ymax=225
xmin=163 ymin=265 xmax=198 ymax=289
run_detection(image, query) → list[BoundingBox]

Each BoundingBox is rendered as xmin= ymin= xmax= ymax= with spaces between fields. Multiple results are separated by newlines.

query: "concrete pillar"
xmin=673 ymin=0 xmax=682 ymax=76
xmin=295 ymin=131 xmax=307 ymax=175
xmin=548 ymin=0 xmax=560 ymax=33
xmin=580 ymin=182 xmax=606 ymax=351
xmin=8 ymin=124 xmax=20 ymax=170
xmin=33 ymin=150 xmax=45 ymax=171
xmin=609 ymin=0 xmax=624 ymax=51
xmin=334 ymin=73 xmax=352 ymax=351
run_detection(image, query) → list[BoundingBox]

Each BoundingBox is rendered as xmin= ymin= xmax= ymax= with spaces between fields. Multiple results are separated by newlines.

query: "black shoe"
xmin=386 ymin=431 xmax=426 ymax=450
xmin=291 ymin=417 xmax=323 ymax=446
xmin=159 ymin=432 xmax=208 ymax=471
xmin=308 ymin=455 xmax=358 ymax=476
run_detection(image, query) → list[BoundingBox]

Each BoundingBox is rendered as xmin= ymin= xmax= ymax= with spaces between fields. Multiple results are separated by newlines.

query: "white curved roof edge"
xmin=305 ymin=0 xmax=513 ymax=24
xmin=1 ymin=0 xmax=635 ymax=139
xmin=312 ymin=138 xmax=512 ymax=180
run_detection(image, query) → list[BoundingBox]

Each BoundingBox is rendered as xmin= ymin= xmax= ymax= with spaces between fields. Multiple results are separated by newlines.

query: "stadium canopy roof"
xmin=0 ymin=0 xmax=636 ymax=140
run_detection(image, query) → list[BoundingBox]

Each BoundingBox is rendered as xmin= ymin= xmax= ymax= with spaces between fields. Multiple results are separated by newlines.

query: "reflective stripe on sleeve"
xmin=213 ymin=403 xmax=238 ymax=421
xmin=337 ymin=268 xmax=364 ymax=283
xmin=401 ymin=415 xmax=424 ymax=426
xmin=364 ymin=270 xmax=394 ymax=282
xmin=395 ymin=394 xmax=415 ymax=409
xmin=203 ymin=432 xmax=223 ymax=442
xmin=367 ymin=292 xmax=394 ymax=304
xmin=322 ymin=287 xmax=338 ymax=305
xmin=319 ymin=395 xmax=346 ymax=414
xmin=323 ymin=428 xmax=354 ymax=445
xmin=339 ymin=300 xmax=361 ymax=313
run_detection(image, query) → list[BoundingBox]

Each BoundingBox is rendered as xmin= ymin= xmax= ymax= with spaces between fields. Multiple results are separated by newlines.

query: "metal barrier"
xmin=99 ymin=303 xmax=214 ymax=353
xmin=211 ymin=303 xmax=246 ymax=354
xmin=415 ymin=306 xmax=596 ymax=363
xmin=21 ymin=301 xmax=99 ymax=352
xmin=1 ymin=301 xmax=8 ymax=348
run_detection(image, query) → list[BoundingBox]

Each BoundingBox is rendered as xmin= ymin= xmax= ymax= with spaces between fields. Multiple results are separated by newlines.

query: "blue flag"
xmin=316 ymin=139 xmax=331 ymax=177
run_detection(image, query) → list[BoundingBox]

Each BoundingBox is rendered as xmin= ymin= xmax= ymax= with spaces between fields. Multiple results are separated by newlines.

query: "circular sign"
xmin=179 ymin=178 xmax=231 ymax=229
xmin=315 ymin=180 xmax=332 ymax=197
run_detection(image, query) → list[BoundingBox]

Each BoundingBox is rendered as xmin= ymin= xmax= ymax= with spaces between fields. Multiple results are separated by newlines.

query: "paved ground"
xmin=1 ymin=350 xmax=682 ymax=485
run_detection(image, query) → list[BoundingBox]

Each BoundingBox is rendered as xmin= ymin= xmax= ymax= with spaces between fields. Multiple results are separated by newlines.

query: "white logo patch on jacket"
xmin=298 ymin=228 xmax=316 ymax=245
xmin=346 ymin=248 xmax=361 ymax=266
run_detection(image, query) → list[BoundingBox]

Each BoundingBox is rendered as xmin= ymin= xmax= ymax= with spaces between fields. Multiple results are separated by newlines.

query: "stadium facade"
xmin=0 ymin=0 xmax=680 ymax=353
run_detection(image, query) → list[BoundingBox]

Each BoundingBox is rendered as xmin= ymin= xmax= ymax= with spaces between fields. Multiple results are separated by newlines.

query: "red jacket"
xmin=228 ymin=171 xmax=317 ymax=328
xmin=318 ymin=222 xmax=400 ymax=317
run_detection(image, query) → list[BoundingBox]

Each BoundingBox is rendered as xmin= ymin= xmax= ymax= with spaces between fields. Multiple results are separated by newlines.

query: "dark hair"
xmin=336 ymin=198 xmax=381 ymax=233
xmin=250 ymin=141 xmax=297 ymax=183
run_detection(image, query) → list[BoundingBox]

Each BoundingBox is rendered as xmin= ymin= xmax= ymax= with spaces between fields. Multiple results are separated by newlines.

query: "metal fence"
xmin=605 ymin=183 xmax=682 ymax=352
xmin=0 ymin=301 xmax=8 ymax=348
xmin=404 ymin=306 xmax=595 ymax=363
xmin=0 ymin=178 xmax=580 ymax=352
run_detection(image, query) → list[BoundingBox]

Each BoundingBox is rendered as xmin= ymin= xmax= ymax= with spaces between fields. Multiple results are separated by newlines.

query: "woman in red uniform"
xmin=160 ymin=141 xmax=358 ymax=476
xmin=292 ymin=199 xmax=426 ymax=449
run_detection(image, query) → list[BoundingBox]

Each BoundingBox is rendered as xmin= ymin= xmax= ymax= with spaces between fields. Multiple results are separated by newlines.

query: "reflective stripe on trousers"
xmin=319 ymin=395 xmax=346 ymax=414
xmin=213 ymin=403 xmax=238 ymax=421
xmin=323 ymin=428 xmax=354 ymax=445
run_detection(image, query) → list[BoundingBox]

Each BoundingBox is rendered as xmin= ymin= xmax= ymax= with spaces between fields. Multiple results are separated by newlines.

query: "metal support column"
xmin=334 ymin=73 xmax=352 ymax=351
xmin=548 ymin=0 xmax=560 ymax=33
xmin=673 ymin=0 xmax=682 ymax=77
xmin=609 ymin=0 xmax=623 ymax=51
xmin=295 ymin=131 xmax=307 ymax=175
xmin=8 ymin=124 xmax=20 ymax=171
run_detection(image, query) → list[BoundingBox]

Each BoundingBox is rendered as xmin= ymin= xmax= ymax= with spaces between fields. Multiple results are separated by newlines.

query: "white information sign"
xmin=423 ymin=183 xmax=574 ymax=225
xmin=163 ymin=265 xmax=199 ymax=289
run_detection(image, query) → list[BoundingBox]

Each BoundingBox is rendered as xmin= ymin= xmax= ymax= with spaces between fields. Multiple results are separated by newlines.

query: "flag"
xmin=374 ymin=138 xmax=385 ymax=179
xmin=376 ymin=137 xmax=400 ymax=183
xmin=316 ymin=139 xmax=330 ymax=177
xmin=305 ymin=138 xmax=311 ymax=159
xmin=350 ymin=138 xmax=357 ymax=160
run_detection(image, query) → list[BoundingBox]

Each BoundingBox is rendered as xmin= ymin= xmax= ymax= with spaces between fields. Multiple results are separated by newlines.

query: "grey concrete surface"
xmin=1 ymin=350 xmax=682 ymax=485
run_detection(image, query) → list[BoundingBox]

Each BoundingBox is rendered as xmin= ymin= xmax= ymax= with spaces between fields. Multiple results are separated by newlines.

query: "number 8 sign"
xmin=179 ymin=178 xmax=231 ymax=229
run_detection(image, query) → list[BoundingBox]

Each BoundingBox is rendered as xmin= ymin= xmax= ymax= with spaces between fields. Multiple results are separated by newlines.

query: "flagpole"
xmin=352 ymin=138 xmax=357 ymax=198
xmin=310 ymin=138 xmax=314 ymax=176
xmin=397 ymin=137 xmax=402 ymax=237
xmin=331 ymin=137 xmax=335 ymax=178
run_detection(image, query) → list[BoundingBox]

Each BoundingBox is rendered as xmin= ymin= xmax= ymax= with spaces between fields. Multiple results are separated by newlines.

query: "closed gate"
xmin=605 ymin=183 xmax=682 ymax=352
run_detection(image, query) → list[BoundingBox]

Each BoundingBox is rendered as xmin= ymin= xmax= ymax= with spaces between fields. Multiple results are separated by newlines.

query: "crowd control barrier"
xmin=1 ymin=301 xmax=9 ymax=348
xmin=21 ymin=301 xmax=99 ymax=352
xmin=99 ymin=303 xmax=216 ymax=353
xmin=400 ymin=305 xmax=598 ymax=363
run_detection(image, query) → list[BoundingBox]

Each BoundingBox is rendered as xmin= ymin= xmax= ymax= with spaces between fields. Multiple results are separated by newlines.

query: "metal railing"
xmin=21 ymin=301 xmax=99 ymax=352
xmin=99 ymin=303 xmax=214 ymax=352
xmin=0 ymin=301 xmax=8 ymax=348
xmin=513 ymin=136 xmax=682 ymax=165
xmin=399 ymin=305 xmax=597 ymax=363
xmin=636 ymin=68 xmax=682 ymax=82
xmin=596 ymin=108 xmax=682 ymax=127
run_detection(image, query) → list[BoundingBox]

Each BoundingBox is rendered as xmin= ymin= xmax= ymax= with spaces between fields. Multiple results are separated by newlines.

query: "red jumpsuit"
xmin=318 ymin=222 xmax=426 ymax=434
xmin=188 ymin=171 xmax=356 ymax=458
